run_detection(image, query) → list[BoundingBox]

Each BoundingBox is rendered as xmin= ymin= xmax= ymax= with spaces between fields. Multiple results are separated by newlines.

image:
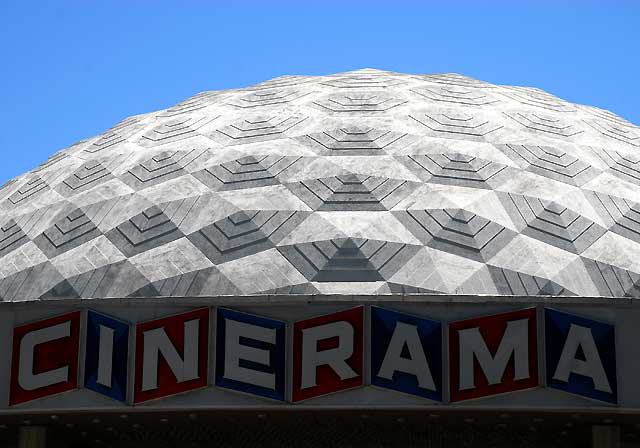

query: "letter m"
xmin=449 ymin=308 xmax=538 ymax=402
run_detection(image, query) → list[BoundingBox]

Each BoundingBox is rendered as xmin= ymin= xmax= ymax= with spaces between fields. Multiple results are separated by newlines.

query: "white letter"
xmin=377 ymin=322 xmax=436 ymax=390
xmin=459 ymin=318 xmax=530 ymax=390
xmin=97 ymin=325 xmax=115 ymax=388
xmin=141 ymin=319 xmax=200 ymax=392
xmin=301 ymin=321 xmax=358 ymax=390
xmin=224 ymin=319 xmax=276 ymax=389
xmin=552 ymin=324 xmax=612 ymax=393
xmin=18 ymin=322 xmax=71 ymax=391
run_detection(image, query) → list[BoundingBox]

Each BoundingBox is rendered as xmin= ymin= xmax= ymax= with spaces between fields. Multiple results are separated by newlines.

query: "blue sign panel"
xmin=370 ymin=307 xmax=442 ymax=401
xmin=84 ymin=311 xmax=129 ymax=402
xmin=545 ymin=309 xmax=617 ymax=404
xmin=216 ymin=308 xmax=286 ymax=401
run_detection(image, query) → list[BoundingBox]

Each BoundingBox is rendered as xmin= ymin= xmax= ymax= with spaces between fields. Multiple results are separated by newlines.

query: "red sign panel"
xmin=133 ymin=308 xmax=209 ymax=404
xmin=292 ymin=307 xmax=364 ymax=402
xmin=449 ymin=308 xmax=538 ymax=402
xmin=10 ymin=311 xmax=81 ymax=405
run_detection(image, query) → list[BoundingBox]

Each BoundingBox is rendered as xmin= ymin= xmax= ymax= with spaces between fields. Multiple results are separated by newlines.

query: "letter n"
xmin=133 ymin=308 xmax=209 ymax=404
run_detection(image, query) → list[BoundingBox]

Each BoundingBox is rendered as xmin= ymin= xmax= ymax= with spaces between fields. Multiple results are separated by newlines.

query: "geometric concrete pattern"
xmin=1 ymin=68 xmax=640 ymax=301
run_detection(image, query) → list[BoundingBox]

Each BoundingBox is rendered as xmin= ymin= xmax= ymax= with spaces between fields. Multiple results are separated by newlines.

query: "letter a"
xmin=553 ymin=324 xmax=612 ymax=393
xmin=378 ymin=322 xmax=435 ymax=391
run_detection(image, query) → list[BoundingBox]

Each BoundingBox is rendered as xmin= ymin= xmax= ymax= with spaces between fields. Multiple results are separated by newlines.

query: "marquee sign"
xmin=3 ymin=303 xmax=624 ymax=410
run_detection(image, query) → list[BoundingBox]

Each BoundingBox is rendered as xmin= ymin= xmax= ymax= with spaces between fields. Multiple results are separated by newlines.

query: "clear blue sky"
xmin=1 ymin=0 xmax=638 ymax=185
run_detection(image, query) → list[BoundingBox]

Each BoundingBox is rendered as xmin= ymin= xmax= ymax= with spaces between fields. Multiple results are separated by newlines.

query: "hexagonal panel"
xmin=418 ymin=73 xmax=494 ymax=89
xmin=158 ymin=91 xmax=219 ymax=117
xmin=278 ymin=238 xmax=420 ymax=282
xmin=393 ymin=208 xmax=517 ymax=262
xmin=193 ymin=155 xmax=299 ymax=191
xmin=499 ymin=86 xmax=576 ymax=112
xmin=412 ymin=85 xmax=500 ymax=106
xmin=499 ymin=193 xmax=606 ymax=254
xmin=409 ymin=110 xmax=503 ymax=138
xmin=586 ymin=191 xmax=640 ymax=244
xmin=139 ymin=115 xmax=217 ymax=147
xmin=228 ymin=89 xmax=311 ymax=108
xmin=210 ymin=114 xmax=307 ymax=145
xmin=584 ymin=119 xmax=640 ymax=147
xmin=284 ymin=174 xmax=415 ymax=211
xmin=121 ymin=149 xmax=207 ymax=190
xmin=84 ymin=115 xmax=147 ymax=154
xmin=402 ymin=153 xmax=511 ymax=189
xmin=504 ymin=111 xmax=584 ymax=137
xmin=590 ymin=148 xmax=640 ymax=185
xmin=495 ymin=143 xmax=597 ymax=186
xmin=321 ymin=75 xmax=406 ymax=89
xmin=187 ymin=210 xmax=309 ymax=264
xmin=56 ymin=160 xmax=115 ymax=197
xmin=314 ymin=92 xmax=407 ymax=112
xmin=298 ymin=127 xmax=410 ymax=155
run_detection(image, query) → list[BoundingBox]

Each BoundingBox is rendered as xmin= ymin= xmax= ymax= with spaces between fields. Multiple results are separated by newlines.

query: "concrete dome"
xmin=2 ymin=69 xmax=639 ymax=301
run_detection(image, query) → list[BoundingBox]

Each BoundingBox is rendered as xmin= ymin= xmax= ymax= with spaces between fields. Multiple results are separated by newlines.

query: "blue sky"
xmin=1 ymin=0 xmax=638 ymax=185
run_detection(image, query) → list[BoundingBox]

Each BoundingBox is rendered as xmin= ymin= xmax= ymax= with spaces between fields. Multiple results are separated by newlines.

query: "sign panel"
xmin=292 ymin=307 xmax=364 ymax=402
xmin=449 ymin=308 xmax=538 ymax=402
xmin=10 ymin=311 xmax=81 ymax=405
xmin=0 ymin=300 xmax=634 ymax=411
xmin=84 ymin=311 xmax=129 ymax=403
xmin=545 ymin=308 xmax=617 ymax=404
xmin=370 ymin=306 xmax=442 ymax=401
xmin=215 ymin=308 xmax=286 ymax=401
xmin=133 ymin=308 xmax=209 ymax=404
